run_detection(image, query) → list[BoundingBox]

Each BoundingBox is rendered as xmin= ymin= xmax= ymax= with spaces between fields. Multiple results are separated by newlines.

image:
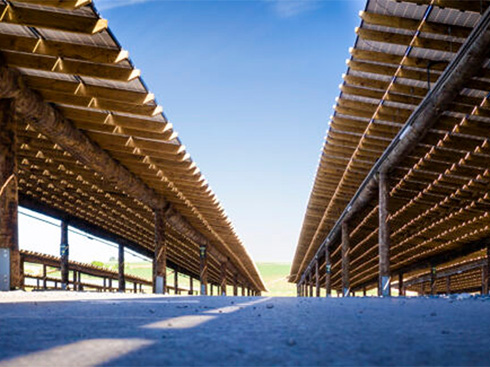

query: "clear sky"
xmin=20 ymin=0 xmax=365 ymax=264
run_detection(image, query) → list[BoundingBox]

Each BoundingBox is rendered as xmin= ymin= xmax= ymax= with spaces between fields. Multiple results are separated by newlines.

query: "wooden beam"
xmin=0 ymin=4 xmax=107 ymax=34
xmin=220 ymin=260 xmax=227 ymax=296
xmin=118 ymin=243 xmax=125 ymax=292
xmin=174 ymin=268 xmax=179 ymax=295
xmin=13 ymin=0 xmax=92 ymax=9
xmin=0 ymin=98 xmax=20 ymax=290
xmin=446 ymin=276 xmax=451 ymax=295
xmin=430 ymin=266 xmax=437 ymax=295
xmin=378 ymin=171 xmax=391 ymax=297
xmin=398 ymin=273 xmax=404 ymax=296
xmin=153 ymin=207 xmax=166 ymax=294
xmin=325 ymin=246 xmax=332 ymax=297
xmin=341 ymin=221 xmax=350 ymax=297
xmin=315 ymin=258 xmax=320 ymax=297
xmin=200 ymin=244 xmax=208 ymax=295
xmin=60 ymin=220 xmax=69 ymax=289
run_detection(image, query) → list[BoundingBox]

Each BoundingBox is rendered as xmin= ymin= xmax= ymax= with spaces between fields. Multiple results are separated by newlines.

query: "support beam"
xmin=308 ymin=272 xmax=313 ymax=297
xmin=325 ymin=246 xmax=331 ymax=297
xmin=378 ymin=171 xmax=391 ymax=297
xmin=189 ymin=277 xmax=194 ymax=295
xmin=60 ymin=220 xmax=69 ymax=290
xmin=233 ymin=273 xmax=238 ymax=296
xmin=446 ymin=276 xmax=451 ymax=295
xmin=315 ymin=258 xmax=320 ymax=297
xmin=199 ymin=244 xmax=208 ymax=295
xmin=398 ymin=273 xmax=404 ymax=297
xmin=174 ymin=268 xmax=179 ymax=295
xmin=0 ymin=98 xmax=19 ymax=291
xmin=241 ymin=284 xmax=245 ymax=297
xmin=341 ymin=221 xmax=350 ymax=297
xmin=220 ymin=260 xmax=227 ymax=296
xmin=153 ymin=207 xmax=166 ymax=294
xmin=118 ymin=243 xmax=125 ymax=293
xmin=484 ymin=246 xmax=490 ymax=295
xmin=430 ymin=267 xmax=437 ymax=296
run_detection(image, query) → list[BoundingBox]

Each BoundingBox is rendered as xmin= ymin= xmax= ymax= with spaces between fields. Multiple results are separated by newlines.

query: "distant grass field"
xmin=256 ymin=263 xmax=296 ymax=297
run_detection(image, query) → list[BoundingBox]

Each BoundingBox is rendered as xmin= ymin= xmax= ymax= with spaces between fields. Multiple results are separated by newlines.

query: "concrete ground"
xmin=0 ymin=292 xmax=490 ymax=366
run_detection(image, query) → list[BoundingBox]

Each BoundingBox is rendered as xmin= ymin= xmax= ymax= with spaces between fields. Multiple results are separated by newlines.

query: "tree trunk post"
xmin=398 ymin=273 xmax=404 ymax=296
xmin=341 ymin=221 xmax=350 ymax=297
xmin=199 ymin=244 xmax=208 ymax=295
xmin=43 ymin=264 xmax=47 ymax=290
xmin=378 ymin=171 xmax=391 ymax=297
xmin=189 ymin=277 xmax=194 ymax=295
xmin=118 ymin=244 xmax=125 ymax=292
xmin=233 ymin=273 xmax=238 ymax=296
xmin=446 ymin=276 xmax=451 ymax=295
xmin=220 ymin=261 xmax=227 ymax=296
xmin=0 ymin=99 xmax=19 ymax=291
xmin=430 ymin=266 xmax=437 ymax=295
xmin=325 ymin=246 xmax=332 ymax=297
xmin=153 ymin=207 xmax=166 ymax=294
xmin=315 ymin=258 xmax=320 ymax=297
xmin=60 ymin=220 xmax=69 ymax=290
xmin=174 ymin=268 xmax=179 ymax=295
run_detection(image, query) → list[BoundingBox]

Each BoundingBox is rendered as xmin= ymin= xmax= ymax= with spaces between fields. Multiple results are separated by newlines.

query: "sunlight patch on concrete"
xmin=0 ymin=338 xmax=154 ymax=367
xmin=143 ymin=315 xmax=217 ymax=329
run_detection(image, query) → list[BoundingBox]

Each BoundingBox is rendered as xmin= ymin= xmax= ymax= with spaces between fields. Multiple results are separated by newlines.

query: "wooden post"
xmin=446 ymin=276 xmax=451 ymax=295
xmin=430 ymin=266 xmax=437 ymax=295
xmin=315 ymin=259 xmax=320 ymax=297
xmin=484 ymin=246 xmax=490 ymax=295
xmin=174 ymin=268 xmax=179 ymax=295
xmin=72 ymin=270 xmax=77 ymax=291
xmin=247 ymin=287 xmax=251 ymax=297
xmin=153 ymin=207 xmax=167 ymax=294
xmin=118 ymin=243 xmax=125 ymax=292
xmin=341 ymin=221 xmax=350 ymax=297
xmin=398 ymin=273 xmax=404 ymax=296
xmin=308 ymin=272 xmax=313 ymax=297
xmin=378 ymin=171 xmax=391 ymax=297
xmin=19 ymin=257 xmax=24 ymax=290
xmin=108 ymin=277 xmax=112 ymax=292
xmin=241 ymin=283 xmax=245 ymax=297
xmin=43 ymin=265 xmax=47 ymax=290
xmin=0 ymin=99 xmax=20 ymax=291
xmin=133 ymin=282 xmax=137 ymax=293
xmin=233 ymin=273 xmax=238 ymax=296
xmin=363 ymin=287 xmax=367 ymax=297
xmin=482 ymin=265 xmax=488 ymax=295
xmin=210 ymin=283 xmax=214 ymax=296
xmin=60 ymin=220 xmax=69 ymax=290
xmin=421 ymin=282 xmax=425 ymax=296
xmin=189 ymin=277 xmax=194 ymax=295
xmin=200 ymin=244 xmax=208 ymax=295
xmin=78 ymin=271 xmax=83 ymax=291
xmin=103 ymin=277 xmax=107 ymax=292
xmin=325 ymin=246 xmax=331 ymax=297
xmin=220 ymin=261 xmax=227 ymax=296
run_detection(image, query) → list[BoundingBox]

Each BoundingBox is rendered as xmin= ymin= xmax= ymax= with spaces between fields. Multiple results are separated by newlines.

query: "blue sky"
xmin=21 ymin=0 xmax=365 ymax=263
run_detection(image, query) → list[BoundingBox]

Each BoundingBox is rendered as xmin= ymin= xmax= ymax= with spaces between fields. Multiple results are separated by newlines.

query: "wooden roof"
xmin=291 ymin=0 xmax=490 ymax=288
xmin=0 ymin=0 xmax=265 ymax=291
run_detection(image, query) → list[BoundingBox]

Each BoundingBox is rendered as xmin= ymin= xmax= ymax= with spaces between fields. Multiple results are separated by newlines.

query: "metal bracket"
xmin=0 ymin=248 xmax=10 ymax=291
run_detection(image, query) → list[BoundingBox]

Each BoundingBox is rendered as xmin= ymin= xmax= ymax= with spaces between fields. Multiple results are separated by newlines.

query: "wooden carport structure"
xmin=291 ymin=0 xmax=490 ymax=297
xmin=0 ymin=0 xmax=265 ymax=295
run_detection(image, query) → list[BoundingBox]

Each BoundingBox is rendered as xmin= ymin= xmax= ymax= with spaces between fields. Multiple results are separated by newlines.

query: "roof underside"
xmin=291 ymin=0 xmax=490 ymax=288
xmin=0 ymin=0 xmax=265 ymax=291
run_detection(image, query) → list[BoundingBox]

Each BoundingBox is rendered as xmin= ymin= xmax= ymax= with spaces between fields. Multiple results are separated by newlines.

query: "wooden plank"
xmin=0 ymin=98 xmax=20 ymax=290
xmin=0 ymin=4 xmax=107 ymax=34
xmin=378 ymin=171 xmax=391 ymax=297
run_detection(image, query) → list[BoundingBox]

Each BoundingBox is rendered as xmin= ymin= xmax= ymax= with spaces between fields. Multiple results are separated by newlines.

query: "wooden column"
xmin=78 ymin=271 xmax=83 ymax=291
xmin=153 ymin=207 xmax=166 ymax=294
xmin=341 ymin=221 xmax=350 ymax=297
xmin=233 ymin=274 xmax=238 ymax=296
xmin=189 ymin=277 xmax=194 ymax=295
xmin=60 ymin=220 xmax=69 ymax=290
xmin=241 ymin=284 xmax=245 ymax=297
xmin=363 ymin=287 xmax=367 ymax=297
xmin=398 ymin=273 xmax=404 ymax=296
xmin=315 ymin=259 xmax=320 ymax=297
xmin=484 ymin=245 xmax=490 ymax=295
xmin=72 ymin=270 xmax=77 ymax=291
xmin=210 ymin=283 xmax=214 ymax=296
xmin=118 ymin=243 xmax=125 ymax=292
xmin=430 ymin=266 xmax=437 ymax=295
xmin=199 ymin=244 xmax=208 ymax=295
xmin=220 ymin=261 xmax=227 ymax=296
xmin=325 ymin=246 xmax=332 ymax=297
xmin=0 ymin=99 xmax=20 ymax=291
xmin=378 ymin=171 xmax=391 ymax=297
xmin=446 ymin=276 xmax=451 ymax=295
xmin=174 ymin=268 xmax=179 ymax=295
xmin=108 ymin=277 xmax=112 ymax=292
xmin=42 ymin=264 xmax=47 ymax=290
xmin=247 ymin=287 xmax=251 ymax=297
xmin=308 ymin=272 xmax=313 ymax=297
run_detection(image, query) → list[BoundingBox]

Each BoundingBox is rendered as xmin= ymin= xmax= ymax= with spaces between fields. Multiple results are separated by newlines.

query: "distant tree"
xmin=109 ymin=256 xmax=116 ymax=262
xmin=91 ymin=260 xmax=104 ymax=268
